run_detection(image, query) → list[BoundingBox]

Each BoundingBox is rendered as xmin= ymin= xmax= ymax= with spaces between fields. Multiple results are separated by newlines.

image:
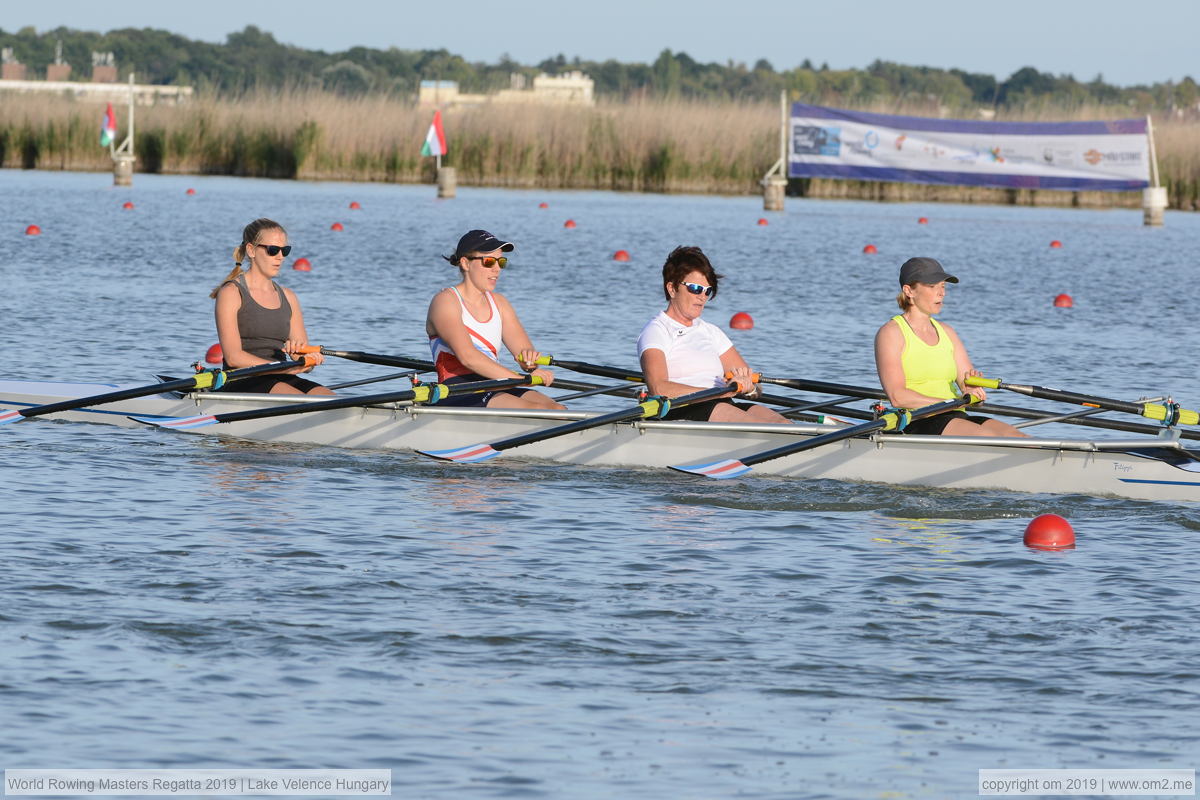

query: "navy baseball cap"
xmin=452 ymin=230 xmax=514 ymax=262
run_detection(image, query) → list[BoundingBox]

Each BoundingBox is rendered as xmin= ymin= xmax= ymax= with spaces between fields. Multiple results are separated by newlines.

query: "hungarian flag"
xmin=100 ymin=103 xmax=117 ymax=147
xmin=421 ymin=110 xmax=446 ymax=157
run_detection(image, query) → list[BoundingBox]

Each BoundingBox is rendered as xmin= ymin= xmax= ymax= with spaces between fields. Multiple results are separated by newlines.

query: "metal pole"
xmin=128 ymin=72 xmax=135 ymax=157
xmin=780 ymin=89 xmax=787 ymax=176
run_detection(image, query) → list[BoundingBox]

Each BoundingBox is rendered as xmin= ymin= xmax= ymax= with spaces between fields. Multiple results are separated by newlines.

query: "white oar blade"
xmin=419 ymin=443 xmax=501 ymax=463
xmin=129 ymin=414 xmax=219 ymax=430
xmin=669 ymin=458 xmax=752 ymax=479
xmin=0 ymin=409 xmax=26 ymax=425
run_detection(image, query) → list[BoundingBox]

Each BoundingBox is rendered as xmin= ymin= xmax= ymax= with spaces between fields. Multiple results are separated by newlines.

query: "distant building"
xmin=0 ymin=77 xmax=193 ymax=106
xmin=419 ymin=71 xmax=595 ymax=107
xmin=1 ymin=47 xmax=25 ymax=81
xmin=92 ymin=51 xmax=117 ymax=83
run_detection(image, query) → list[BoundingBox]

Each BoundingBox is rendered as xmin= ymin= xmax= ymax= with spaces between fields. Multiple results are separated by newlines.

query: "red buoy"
xmin=1053 ymin=293 xmax=1073 ymax=308
xmin=331 ymin=222 xmax=344 ymax=231
xmin=1050 ymin=240 xmax=1063 ymax=249
xmin=757 ymin=218 xmax=769 ymax=226
xmin=205 ymin=343 xmax=223 ymax=365
xmin=538 ymin=202 xmax=549 ymax=209
xmin=186 ymin=188 xmax=196 ymax=196
xmin=729 ymin=312 xmax=754 ymax=330
xmin=24 ymin=225 xmax=41 ymax=236
xmin=918 ymin=217 xmax=929 ymax=224
xmin=1024 ymin=514 xmax=1076 ymax=550
xmin=564 ymin=219 xmax=576 ymax=229
xmin=292 ymin=257 xmax=312 ymax=272
xmin=349 ymin=201 xmax=361 ymax=209
xmin=613 ymin=249 xmax=630 ymax=262
xmin=122 ymin=201 xmax=134 ymax=210
xmin=863 ymin=244 xmax=878 ymax=254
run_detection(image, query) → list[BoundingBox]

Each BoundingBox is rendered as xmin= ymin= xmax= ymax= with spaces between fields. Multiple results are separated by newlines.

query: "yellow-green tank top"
xmin=893 ymin=315 xmax=958 ymax=401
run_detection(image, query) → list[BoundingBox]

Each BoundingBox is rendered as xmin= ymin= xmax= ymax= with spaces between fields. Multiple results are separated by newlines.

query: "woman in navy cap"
xmin=425 ymin=230 xmax=564 ymax=409
xmin=873 ymin=257 xmax=1024 ymax=437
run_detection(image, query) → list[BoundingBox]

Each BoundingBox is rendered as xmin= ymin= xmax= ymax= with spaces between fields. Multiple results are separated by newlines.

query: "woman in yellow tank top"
xmin=873 ymin=257 xmax=1025 ymax=437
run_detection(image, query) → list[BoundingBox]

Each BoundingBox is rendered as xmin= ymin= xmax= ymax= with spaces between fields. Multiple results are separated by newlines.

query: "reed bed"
xmin=2 ymin=89 xmax=1198 ymax=208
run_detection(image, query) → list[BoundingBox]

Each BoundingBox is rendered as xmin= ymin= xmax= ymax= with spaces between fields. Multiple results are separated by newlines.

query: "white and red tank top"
xmin=429 ymin=287 xmax=503 ymax=381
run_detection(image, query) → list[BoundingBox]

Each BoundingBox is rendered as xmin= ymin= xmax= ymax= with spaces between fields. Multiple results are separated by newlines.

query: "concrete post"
xmin=1142 ymin=186 xmax=1167 ymax=226
xmin=762 ymin=176 xmax=786 ymax=211
xmin=437 ymin=166 xmax=456 ymax=198
xmin=112 ymin=154 xmax=134 ymax=187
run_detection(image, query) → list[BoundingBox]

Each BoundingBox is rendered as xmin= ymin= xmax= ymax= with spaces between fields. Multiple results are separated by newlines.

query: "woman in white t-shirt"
xmin=636 ymin=246 xmax=788 ymax=423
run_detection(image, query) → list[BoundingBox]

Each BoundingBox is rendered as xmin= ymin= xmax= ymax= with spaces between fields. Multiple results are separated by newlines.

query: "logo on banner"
xmin=1084 ymin=149 xmax=1103 ymax=165
xmin=989 ymin=147 xmax=1005 ymax=163
xmin=894 ymin=134 xmax=906 ymax=150
xmin=864 ymin=130 xmax=879 ymax=149
xmin=793 ymin=125 xmax=841 ymax=156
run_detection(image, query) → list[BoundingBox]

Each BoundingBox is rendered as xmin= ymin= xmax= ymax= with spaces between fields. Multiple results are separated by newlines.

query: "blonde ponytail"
xmin=210 ymin=218 xmax=285 ymax=299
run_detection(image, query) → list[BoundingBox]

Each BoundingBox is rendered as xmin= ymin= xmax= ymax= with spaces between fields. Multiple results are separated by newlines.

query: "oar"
xmin=536 ymin=356 xmax=809 ymax=408
xmin=322 ymin=348 xmax=641 ymax=399
xmin=0 ymin=353 xmax=319 ymax=426
xmin=326 ymin=370 xmax=419 ymax=391
xmin=129 ymin=375 xmax=542 ymax=430
xmin=761 ymin=374 xmax=1200 ymax=441
xmin=967 ymin=376 xmax=1200 ymax=427
xmin=420 ymin=382 xmax=741 ymax=464
xmin=671 ymin=396 xmax=980 ymax=479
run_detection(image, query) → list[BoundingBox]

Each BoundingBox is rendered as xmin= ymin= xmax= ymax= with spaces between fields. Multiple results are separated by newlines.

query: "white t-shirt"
xmin=636 ymin=311 xmax=734 ymax=389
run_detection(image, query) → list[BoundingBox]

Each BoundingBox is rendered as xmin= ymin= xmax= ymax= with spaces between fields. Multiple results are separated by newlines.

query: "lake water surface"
xmin=1 ymin=170 xmax=1198 ymax=799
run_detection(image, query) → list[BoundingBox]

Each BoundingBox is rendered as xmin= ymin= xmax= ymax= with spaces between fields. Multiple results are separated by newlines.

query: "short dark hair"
xmin=661 ymin=246 xmax=723 ymax=301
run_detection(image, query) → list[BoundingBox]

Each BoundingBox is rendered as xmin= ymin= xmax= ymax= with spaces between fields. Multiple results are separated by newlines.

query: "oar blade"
xmin=0 ymin=409 xmax=26 ymax=426
xmin=668 ymin=458 xmax=753 ymax=479
xmin=419 ymin=443 xmax=502 ymax=463
xmin=129 ymin=413 xmax=219 ymax=430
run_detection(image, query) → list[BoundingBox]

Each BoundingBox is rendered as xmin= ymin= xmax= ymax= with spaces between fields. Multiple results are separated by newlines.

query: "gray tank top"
xmin=224 ymin=274 xmax=292 ymax=361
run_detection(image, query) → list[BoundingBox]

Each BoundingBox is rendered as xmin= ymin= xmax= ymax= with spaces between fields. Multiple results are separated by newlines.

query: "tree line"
xmin=2 ymin=24 xmax=1197 ymax=113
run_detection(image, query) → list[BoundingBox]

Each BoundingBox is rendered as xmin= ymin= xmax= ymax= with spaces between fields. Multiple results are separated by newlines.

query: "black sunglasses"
xmin=681 ymin=281 xmax=714 ymax=298
xmin=253 ymin=243 xmax=292 ymax=257
xmin=468 ymin=255 xmax=508 ymax=269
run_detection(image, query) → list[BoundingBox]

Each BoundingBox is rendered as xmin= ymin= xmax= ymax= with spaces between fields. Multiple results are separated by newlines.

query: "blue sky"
xmin=9 ymin=0 xmax=1199 ymax=86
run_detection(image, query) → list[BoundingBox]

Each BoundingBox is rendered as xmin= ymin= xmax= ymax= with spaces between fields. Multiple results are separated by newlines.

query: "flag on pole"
xmin=421 ymin=110 xmax=447 ymax=157
xmin=100 ymin=103 xmax=117 ymax=147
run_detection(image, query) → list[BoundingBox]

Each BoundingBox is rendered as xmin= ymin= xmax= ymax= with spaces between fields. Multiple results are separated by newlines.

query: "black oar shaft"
xmin=16 ymin=359 xmax=307 ymax=419
xmin=210 ymin=377 xmax=532 ymax=425
xmin=740 ymin=397 xmax=971 ymax=468
xmin=486 ymin=384 xmax=733 ymax=453
xmin=990 ymin=381 xmax=1145 ymax=416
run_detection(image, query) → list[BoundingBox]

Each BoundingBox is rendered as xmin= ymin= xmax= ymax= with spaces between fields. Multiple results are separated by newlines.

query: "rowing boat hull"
xmin=3 ymin=379 xmax=1199 ymax=502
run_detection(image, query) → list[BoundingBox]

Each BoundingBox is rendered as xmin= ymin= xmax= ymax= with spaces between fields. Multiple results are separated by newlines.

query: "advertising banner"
xmin=789 ymin=103 xmax=1150 ymax=191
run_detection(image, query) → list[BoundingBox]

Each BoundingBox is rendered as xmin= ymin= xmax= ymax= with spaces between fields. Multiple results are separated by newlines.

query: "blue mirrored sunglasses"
xmin=682 ymin=282 xmax=714 ymax=298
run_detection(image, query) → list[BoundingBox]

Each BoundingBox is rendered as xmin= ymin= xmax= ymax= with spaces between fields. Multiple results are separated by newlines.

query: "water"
xmin=2 ymin=170 xmax=1198 ymax=799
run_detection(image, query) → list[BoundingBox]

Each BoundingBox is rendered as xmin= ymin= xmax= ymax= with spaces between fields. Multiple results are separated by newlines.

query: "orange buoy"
xmin=863 ymin=244 xmax=878 ymax=254
xmin=918 ymin=216 xmax=929 ymax=224
xmin=204 ymin=343 xmax=223 ymax=365
xmin=729 ymin=312 xmax=754 ymax=330
xmin=122 ymin=201 xmax=134 ymax=210
xmin=564 ymin=219 xmax=576 ymax=229
xmin=757 ymin=218 xmax=769 ymax=226
xmin=186 ymin=188 xmax=196 ymax=196
xmin=1050 ymin=240 xmax=1063 ymax=249
xmin=1053 ymin=293 xmax=1073 ymax=308
xmin=292 ymin=258 xmax=312 ymax=272
xmin=1024 ymin=514 xmax=1076 ymax=550
xmin=331 ymin=222 xmax=344 ymax=231
xmin=24 ymin=224 xmax=41 ymax=236
xmin=613 ymin=249 xmax=631 ymax=262
xmin=349 ymin=201 xmax=361 ymax=209
xmin=538 ymin=202 xmax=549 ymax=209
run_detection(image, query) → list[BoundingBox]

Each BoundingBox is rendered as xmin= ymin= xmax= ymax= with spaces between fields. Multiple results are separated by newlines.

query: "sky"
xmin=7 ymin=0 xmax=1199 ymax=87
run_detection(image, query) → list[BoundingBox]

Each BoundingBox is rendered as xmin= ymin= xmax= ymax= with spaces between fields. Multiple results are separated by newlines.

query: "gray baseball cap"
xmin=899 ymin=257 xmax=958 ymax=286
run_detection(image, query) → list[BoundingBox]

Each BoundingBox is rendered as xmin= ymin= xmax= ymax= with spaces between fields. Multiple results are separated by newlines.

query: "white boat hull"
xmin=3 ymin=379 xmax=1199 ymax=502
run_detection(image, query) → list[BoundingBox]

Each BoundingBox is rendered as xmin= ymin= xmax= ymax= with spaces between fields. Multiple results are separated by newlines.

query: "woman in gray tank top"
xmin=210 ymin=218 xmax=332 ymax=395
